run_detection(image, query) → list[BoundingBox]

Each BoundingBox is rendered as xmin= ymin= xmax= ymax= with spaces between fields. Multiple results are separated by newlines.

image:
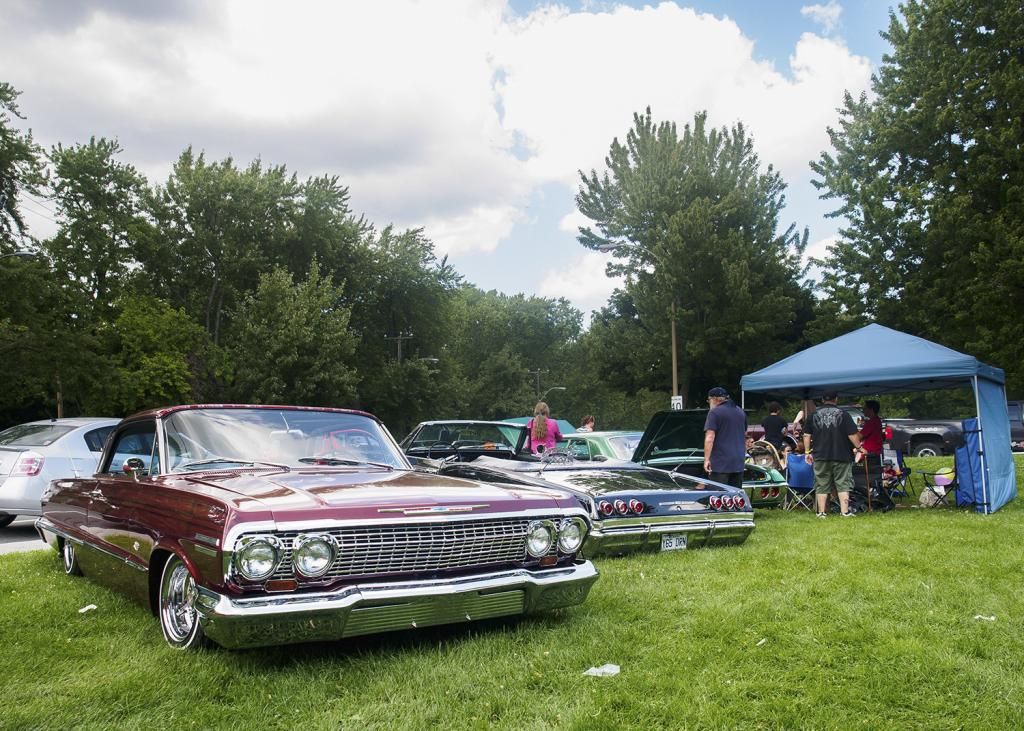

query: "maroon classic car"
xmin=35 ymin=405 xmax=598 ymax=650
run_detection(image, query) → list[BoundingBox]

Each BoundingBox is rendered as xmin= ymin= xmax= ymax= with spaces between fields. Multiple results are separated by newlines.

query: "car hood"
xmin=174 ymin=467 xmax=571 ymax=521
xmin=631 ymin=410 xmax=710 ymax=463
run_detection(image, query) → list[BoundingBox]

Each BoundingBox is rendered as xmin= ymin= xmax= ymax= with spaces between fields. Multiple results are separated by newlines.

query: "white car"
xmin=0 ymin=417 xmax=120 ymax=528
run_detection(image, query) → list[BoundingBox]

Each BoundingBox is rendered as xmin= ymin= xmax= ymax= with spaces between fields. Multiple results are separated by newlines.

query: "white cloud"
xmin=801 ymin=1 xmax=843 ymax=33
xmin=538 ymin=251 xmax=623 ymax=315
xmin=1 ymin=0 xmax=873 ymax=310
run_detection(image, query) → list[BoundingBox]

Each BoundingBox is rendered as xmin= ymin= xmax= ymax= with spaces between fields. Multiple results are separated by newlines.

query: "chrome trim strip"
xmin=595 ymin=512 xmax=754 ymax=529
xmin=35 ymin=518 xmax=148 ymax=572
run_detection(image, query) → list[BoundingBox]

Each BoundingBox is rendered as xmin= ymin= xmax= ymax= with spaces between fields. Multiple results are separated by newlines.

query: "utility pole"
xmin=384 ymin=332 xmax=414 ymax=363
xmin=528 ymin=369 xmax=546 ymax=400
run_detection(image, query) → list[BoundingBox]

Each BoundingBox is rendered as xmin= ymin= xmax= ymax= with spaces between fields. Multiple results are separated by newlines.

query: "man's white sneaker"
xmin=816 ymin=512 xmax=827 ymax=519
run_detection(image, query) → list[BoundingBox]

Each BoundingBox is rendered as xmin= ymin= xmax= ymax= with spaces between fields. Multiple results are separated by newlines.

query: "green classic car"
xmin=565 ymin=418 xmax=787 ymax=509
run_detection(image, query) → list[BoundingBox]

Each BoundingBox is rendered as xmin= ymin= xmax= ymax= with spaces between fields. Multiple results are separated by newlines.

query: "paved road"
xmin=0 ymin=516 xmax=47 ymax=555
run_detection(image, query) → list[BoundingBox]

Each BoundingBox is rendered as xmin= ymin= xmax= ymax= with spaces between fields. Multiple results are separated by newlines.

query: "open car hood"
xmin=630 ymin=410 xmax=711 ymax=463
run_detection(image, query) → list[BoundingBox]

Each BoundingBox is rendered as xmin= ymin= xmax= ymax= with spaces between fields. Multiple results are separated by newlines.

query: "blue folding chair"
xmin=881 ymin=447 xmax=914 ymax=501
xmin=784 ymin=453 xmax=815 ymax=511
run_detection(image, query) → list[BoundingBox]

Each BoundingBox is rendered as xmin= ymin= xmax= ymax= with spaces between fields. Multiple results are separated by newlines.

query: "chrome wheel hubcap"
xmin=62 ymin=542 xmax=75 ymax=572
xmin=162 ymin=563 xmax=198 ymax=643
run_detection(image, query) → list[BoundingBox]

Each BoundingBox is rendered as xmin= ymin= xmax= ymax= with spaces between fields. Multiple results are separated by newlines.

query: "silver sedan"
xmin=0 ymin=417 xmax=120 ymax=528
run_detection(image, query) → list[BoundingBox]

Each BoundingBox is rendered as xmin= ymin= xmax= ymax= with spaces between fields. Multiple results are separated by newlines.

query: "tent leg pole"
xmin=972 ymin=375 xmax=988 ymax=513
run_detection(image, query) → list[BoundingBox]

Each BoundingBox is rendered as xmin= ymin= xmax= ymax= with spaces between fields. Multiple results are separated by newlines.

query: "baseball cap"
xmin=707 ymin=387 xmax=730 ymax=398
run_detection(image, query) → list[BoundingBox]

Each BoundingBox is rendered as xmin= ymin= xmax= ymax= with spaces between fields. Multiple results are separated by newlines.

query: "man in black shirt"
xmin=803 ymin=393 xmax=862 ymax=517
xmin=760 ymin=402 xmax=788 ymax=451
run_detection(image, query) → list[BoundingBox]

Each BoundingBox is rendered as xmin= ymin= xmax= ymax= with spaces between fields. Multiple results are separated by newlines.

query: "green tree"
xmin=0 ymin=82 xmax=45 ymax=249
xmin=577 ymin=109 xmax=812 ymax=404
xmin=86 ymin=295 xmax=225 ymax=415
xmin=46 ymin=137 xmax=153 ymax=316
xmin=811 ymin=0 xmax=1024 ymax=394
xmin=227 ymin=263 xmax=358 ymax=405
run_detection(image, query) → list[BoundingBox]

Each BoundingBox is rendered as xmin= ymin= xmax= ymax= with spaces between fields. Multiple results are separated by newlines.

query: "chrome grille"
xmin=259 ymin=517 xmax=560 ymax=581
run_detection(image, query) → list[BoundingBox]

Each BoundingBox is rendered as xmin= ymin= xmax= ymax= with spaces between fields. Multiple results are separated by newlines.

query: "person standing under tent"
xmin=803 ymin=392 xmax=863 ymax=518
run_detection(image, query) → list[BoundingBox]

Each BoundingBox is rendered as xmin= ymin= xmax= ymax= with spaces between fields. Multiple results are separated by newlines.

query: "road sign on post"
xmin=670 ymin=395 xmax=684 ymax=411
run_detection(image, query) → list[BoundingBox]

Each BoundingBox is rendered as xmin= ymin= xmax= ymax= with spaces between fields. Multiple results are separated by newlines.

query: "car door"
xmin=89 ymin=420 xmax=159 ymax=572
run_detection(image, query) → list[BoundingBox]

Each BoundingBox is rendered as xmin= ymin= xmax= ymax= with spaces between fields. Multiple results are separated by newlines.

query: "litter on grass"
xmin=973 ymin=615 xmax=997 ymax=621
xmin=756 ymin=638 xmax=768 ymax=647
xmin=78 ymin=604 xmax=97 ymax=614
xmin=583 ymin=664 xmax=620 ymax=677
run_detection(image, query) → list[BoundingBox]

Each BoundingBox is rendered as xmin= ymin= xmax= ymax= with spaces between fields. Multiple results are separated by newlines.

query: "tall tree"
xmin=0 ymin=81 xmax=45 ymax=250
xmin=811 ymin=0 xmax=1024 ymax=394
xmin=227 ymin=263 xmax=358 ymax=406
xmin=46 ymin=137 xmax=152 ymax=316
xmin=578 ymin=109 xmax=812 ymax=404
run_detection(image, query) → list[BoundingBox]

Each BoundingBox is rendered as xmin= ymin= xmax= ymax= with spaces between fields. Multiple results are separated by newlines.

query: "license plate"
xmin=661 ymin=534 xmax=687 ymax=551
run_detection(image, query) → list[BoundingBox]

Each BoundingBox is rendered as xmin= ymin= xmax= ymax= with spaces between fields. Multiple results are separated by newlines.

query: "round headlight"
xmin=293 ymin=534 xmax=335 ymax=578
xmin=557 ymin=517 xmax=586 ymax=553
xmin=525 ymin=520 xmax=555 ymax=558
xmin=236 ymin=536 xmax=279 ymax=581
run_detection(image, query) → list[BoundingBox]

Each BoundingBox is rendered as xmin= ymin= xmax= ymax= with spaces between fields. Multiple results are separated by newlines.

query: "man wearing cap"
xmin=703 ymin=387 xmax=747 ymax=488
xmin=802 ymin=392 xmax=862 ymax=517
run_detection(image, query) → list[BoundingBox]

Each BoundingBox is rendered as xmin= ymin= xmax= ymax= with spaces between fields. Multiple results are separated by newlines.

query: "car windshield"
xmin=163 ymin=408 xmax=407 ymax=472
xmin=0 ymin=423 xmax=74 ymax=447
xmin=605 ymin=434 xmax=643 ymax=460
xmin=406 ymin=423 xmax=522 ymax=450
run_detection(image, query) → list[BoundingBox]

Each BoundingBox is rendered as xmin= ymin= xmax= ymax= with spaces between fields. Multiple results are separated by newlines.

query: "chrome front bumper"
xmin=585 ymin=515 xmax=755 ymax=557
xmin=195 ymin=561 xmax=599 ymax=649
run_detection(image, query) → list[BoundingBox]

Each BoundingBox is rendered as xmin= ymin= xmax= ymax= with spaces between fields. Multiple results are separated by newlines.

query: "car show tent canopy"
xmin=740 ymin=324 xmax=1017 ymax=513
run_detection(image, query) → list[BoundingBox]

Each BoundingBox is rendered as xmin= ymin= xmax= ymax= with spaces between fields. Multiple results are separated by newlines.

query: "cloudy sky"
xmin=2 ymin=0 xmax=889 ymax=316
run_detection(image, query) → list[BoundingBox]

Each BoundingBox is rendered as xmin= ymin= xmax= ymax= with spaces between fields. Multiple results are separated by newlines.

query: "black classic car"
xmin=438 ymin=457 xmax=754 ymax=557
xmin=36 ymin=404 xmax=599 ymax=650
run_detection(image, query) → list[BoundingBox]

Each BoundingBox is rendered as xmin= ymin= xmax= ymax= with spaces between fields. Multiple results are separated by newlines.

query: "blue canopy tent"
xmin=740 ymin=324 xmax=1017 ymax=513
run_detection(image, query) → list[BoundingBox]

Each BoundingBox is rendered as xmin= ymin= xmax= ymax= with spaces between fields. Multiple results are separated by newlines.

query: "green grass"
xmin=2 ymin=456 xmax=1023 ymax=730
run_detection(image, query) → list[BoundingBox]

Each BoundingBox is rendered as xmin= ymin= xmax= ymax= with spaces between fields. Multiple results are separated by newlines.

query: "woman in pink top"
xmin=526 ymin=401 xmax=563 ymax=454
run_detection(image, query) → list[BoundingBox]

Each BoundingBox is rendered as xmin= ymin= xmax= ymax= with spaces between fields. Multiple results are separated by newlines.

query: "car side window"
xmin=567 ymin=439 xmax=591 ymax=461
xmin=83 ymin=426 xmax=115 ymax=453
xmin=103 ymin=422 xmax=158 ymax=476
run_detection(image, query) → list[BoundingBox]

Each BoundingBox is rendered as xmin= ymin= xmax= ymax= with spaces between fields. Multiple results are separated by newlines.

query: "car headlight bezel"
xmin=292 ymin=533 xmax=336 ymax=578
xmin=557 ymin=517 xmax=587 ymax=553
xmin=234 ymin=535 xmax=280 ymax=581
xmin=525 ymin=519 xmax=556 ymax=558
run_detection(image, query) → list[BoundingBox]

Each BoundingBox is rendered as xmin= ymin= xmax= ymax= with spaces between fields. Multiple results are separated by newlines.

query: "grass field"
xmin=2 ymin=456 xmax=1022 ymax=730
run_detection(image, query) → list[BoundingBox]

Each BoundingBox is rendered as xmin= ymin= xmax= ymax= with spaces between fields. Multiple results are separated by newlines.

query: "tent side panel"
xmin=977 ymin=380 xmax=1017 ymax=513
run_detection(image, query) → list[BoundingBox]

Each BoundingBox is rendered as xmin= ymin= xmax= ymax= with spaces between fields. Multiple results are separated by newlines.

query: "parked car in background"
xmin=438 ymin=456 xmax=754 ymax=556
xmin=400 ymin=420 xmax=527 ymax=462
xmin=36 ymin=404 xmax=598 ymax=650
xmin=1007 ymin=400 xmax=1024 ymax=451
xmin=0 ymin=417 xmax=120 ymax=528
xmin=625 ymin=413 xmax=789 ymax=509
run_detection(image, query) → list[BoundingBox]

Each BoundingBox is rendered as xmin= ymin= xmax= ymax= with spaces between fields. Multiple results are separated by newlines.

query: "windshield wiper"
xmin=180 ymin=457 xmax=291 ymax=471
xmin=298 ymin=457 xmax=395 ymax=470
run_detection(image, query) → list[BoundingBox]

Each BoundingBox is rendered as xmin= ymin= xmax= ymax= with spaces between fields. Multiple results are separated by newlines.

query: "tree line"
xmin=1 ymin=0 xmax=1020 ymax=436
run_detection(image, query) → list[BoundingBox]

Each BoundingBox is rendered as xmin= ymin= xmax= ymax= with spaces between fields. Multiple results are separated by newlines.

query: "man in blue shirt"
xmin=703 ymin=387 xmax=748 ymax=488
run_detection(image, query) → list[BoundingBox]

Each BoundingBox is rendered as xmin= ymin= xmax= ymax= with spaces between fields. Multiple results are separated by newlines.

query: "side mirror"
xmin=592 ymin=455 xmax=608 ymax=462
xmin=123 ymin=457 xmax=145 ymax=480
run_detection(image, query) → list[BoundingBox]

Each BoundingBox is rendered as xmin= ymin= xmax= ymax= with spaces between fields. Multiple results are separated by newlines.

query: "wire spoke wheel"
xmin=159 ymin=556 xmax=208 ymax=650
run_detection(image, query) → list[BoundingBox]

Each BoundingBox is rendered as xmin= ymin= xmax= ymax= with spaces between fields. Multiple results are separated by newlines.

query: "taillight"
xmin=599 ymin=500 xmax=614 ymax=516
xmin=733 ymin=495 xmax=746 ymax=510
xmin=770 ymin=487 xmax=780 ymax=498
xmin=13 ymin=452 xmax=44 ymax=477
xmin=722 ymin=495 xmax=734 ymax=509
xmin=614 ymin=499 xmax=628 ymax=515
xmin=759 ymin=488 xmax=769 ymax=498
xmin=628 ymin=499 xmax=644 ymax=514
xmin=709 ymin=495 xmax=723 ymax=509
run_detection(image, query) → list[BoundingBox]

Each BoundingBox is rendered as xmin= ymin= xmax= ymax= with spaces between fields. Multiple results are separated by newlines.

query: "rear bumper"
xmin=195 ymin=561 xmax=599 ymax=649
xmin=586 ymin=515 xmax=754 ymax=556
xmin=0 ymin=476 xmax=43 ymax=516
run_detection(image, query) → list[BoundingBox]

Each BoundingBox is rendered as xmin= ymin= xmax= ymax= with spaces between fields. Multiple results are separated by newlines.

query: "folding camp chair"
xmin=918 ymin=466 xmax=956 ymax=507
xmin=784 ymin=453 xmax=815 ymax=511
xmin=881 ymin=447 xmax=914 ymax=501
